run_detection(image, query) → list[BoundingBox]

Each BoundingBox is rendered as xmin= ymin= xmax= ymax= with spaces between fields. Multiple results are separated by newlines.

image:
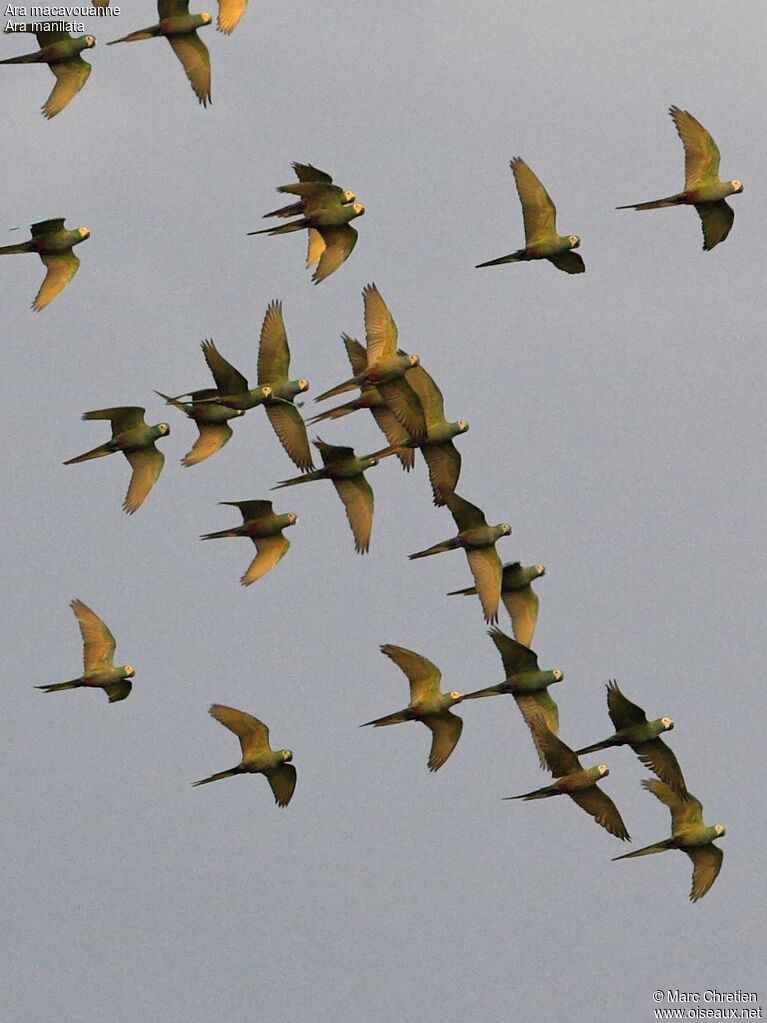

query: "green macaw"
xmin=575 ymin=681 xmax=687 ymax=797
xmin=272 ymin=437 xmax=394 ymax=553
xmin=506 ymin=717 xmax=630 ymax=841
xmin=193 ymin=704 xmax=296 ymax=806
xmin=36 ymin=599 xmax=135 ymax=703
xmin=64 ymin=406 xmax=169 ymax=514
xmin=613 ymin=780 xmax=725 ymax=902
xmin=250 ymin=164 xmax=364 ymax=284
xmin=409 ymin=490 xmax=511 ymax=623
xmin=314 ymin=285 xmax=425 ymax=442
xmin=201 ymin=499 xmax=297 ymax=586
xmin=262 ymin=162 xmax=357 ymax=221
xmin=462 ymin=627 xmax=563 ymax=766
xmin=216 ymin=0 xmax=248 ymax=33
xmin=108 ymin=1 xmax=212 ymax=107
xmin=155 ymin=389 xmax=244 ymax=466
xmin=0 ymin=218 xmax=89 ymax=311
xmin=617 ymin=106 xmax=742 ymax=250
xmin=177 ymin=339 xmax=273 ymax=411
xmin=308 ymin=334 xmax=416 ymax=472
xmin=361 ymin=645 xmax=464 ymax=772
xmin=448 ymin=562 xmax=544 ymax=648
xmin=370 ymin=363 xmax=469 ymax=506
xmin=1 ymin=24 xmax=96 ymax=119
xmin=476 ymin=157 xmax=584 ymax=274
xmin=255 ymin=301 xmax=314 ymax=472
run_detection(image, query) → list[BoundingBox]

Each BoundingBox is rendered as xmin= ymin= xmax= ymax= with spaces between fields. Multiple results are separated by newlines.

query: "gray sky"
xmin=2 ymin=2 xmax=765 ymax=1021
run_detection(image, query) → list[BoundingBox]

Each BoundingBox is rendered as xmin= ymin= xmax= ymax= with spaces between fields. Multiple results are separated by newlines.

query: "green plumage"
xmin=448 ymin=561 xmax=544 ymax=646
xmin=201 ymin=500 xmax=297 ymax=586
xmin=0 ymin=218 xmax=89 ymax=310
xmin=1 ymin=25 xmax=96 ymax=119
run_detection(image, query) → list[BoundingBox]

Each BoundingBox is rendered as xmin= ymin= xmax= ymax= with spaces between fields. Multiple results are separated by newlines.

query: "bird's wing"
xmin=670 ymin=106 xmax=722 ymax=188
xmin=104 ymin=679 xmax=133 ymax=703
xmin=306 ymin=227 xmax=326 ymax=267
xmin=569 ymin=787 xmax=631 ymax=840
xmin=242 ymin=534 xmax=290 ymax=586
xmin=528 ymin=714 xmax=576 ymax=776
xmin=377 ymin=378 xmax=425 ymax=442
xmin=547 ymin=251 xmax=585 ymax=274
xmin=501 ymin=584 xmax=539 ymax=648
xmin=444 ymin=489 xmax=486 ymax=530
xmin=514 ymin=692 xmax=560 ymax=769
xmin=380 ymin=644 xmax=443 ymax=703
xmin=642 ymin=779 xmax=703 ymax=832
xmin=370 ymin=407 xmax=415 ymax=470
xmin=31 ymin=218 xmax=66 ymax=236
xmin=332 ymin=475 xmax=374 ymax=553
xmin=312 ymin=224 xmax=357 ymax=284
xmin=362 ymin=283 xmax=398 ymax=363
xmin=217 ymin=0 xmax=248 ymax=34
xmin=405 ymin=364 xmax=446 ymax=430
xmin=606 ymin=680 xmax=647 ymax=729
xmin=488 ymin=625 xmax=539 ymax=674
xmin=421 ymin=441 xmax=461 ymax=507
xmin=209 ymin=703 xmax=271 ymax=757
xmin=342 ymin=333 xmax=367 ymax=375
xmin=423 ymin=712 xmax=463 ymax=772
xmin=696 ymin=200 xmax=734 ymax=251
xmin=82 ymin=406 xmax=146 ymax=433
xmin=292 ymin=162 xmax=333 ymax=183
xmin=201 ymin=340 xmax=248 ymax=394
xmin=685 ymin=844 xmax=723 ymax=902
xmin=265 ymin=763 xmax=297 ymax=807
xmin=315 ymin=438 xmax=355 ymax=464
xmin=123 ymin=447 xmax=165 ymax=514
xmin=71 ymin=598 xmax=116 ymax=672
xmin=159 ymin=0 xmax=191 ymax=18
xmin=43 ymin=57 xmax=91 ymax=119
xmin=265 ymin=402 xmax=314 ymax=471
xmin=33 ymin=250 xmax=80 ymax=311
xmin=466 ymin=547 xmax=503 ymax=623
xmin=182 ymin=421 xmax=233 ymax=466
xmin=222 ymin=500 xmax=273 ymax=521
xmin=511 ymin=157 xmax=558 ymax=245
xmin=257 ymin=299 xmax=290 ymax=383
xmin=167 ymin=31 xmax=211 ymax=107
xmin=632 ymin=739 xmax=688 ymax=798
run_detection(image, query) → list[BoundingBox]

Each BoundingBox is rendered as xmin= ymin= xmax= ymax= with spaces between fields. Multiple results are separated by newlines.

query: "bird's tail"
xmin=314 ymin=379 xmax=356 ymax=402
xmin=271 ymin=470 xmax=324 ymax=489
xmin=408 ymin=538 xmax=459 ymax=560
xmin=360 ymin=710 xmax=412 ymax=728
xmin=192 ymin=767 xmax=242 ymax=787
xmin=262 ymin=201 xmax=304 ymax=219
xmin=475 ymin=250 xmax=524 ymax=268
xmin=574 ymin=738 xmax=615 ymax=756
xmin=616 ymin=194 xmax=685 ymax=211
xmin=504 ymin=783 xmax=558 ymax=801
xmin=107 ymin=28 xmax=159 ymax=45
xmin=0 ymin=52 xmax=42 ymax=64
xmin=307 ymin=401 xmax=358 ymax=424
xmin=612 ymin=839 xmax=672 ymax=861
xmin=460 ymin=684 xmax=503 ymax=702
xmin=200 ymin=527 xmax=240 ymax=540
xmin=63 ymin=441 xmax=115 ymax=465
xmin=35 ymin=679 xmax=82 ymax=694
xmin=154 ymin=390 xmax=187 ymax=412
xmin=0 ymin=240 xmax=34 ymax=254
xmin=247 ymin=220 xmax=309 ymax=237
xmin=446 ymin=584 xmax=476 ymax=596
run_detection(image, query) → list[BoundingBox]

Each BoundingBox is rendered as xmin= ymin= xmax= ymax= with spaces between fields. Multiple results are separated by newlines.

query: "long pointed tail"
xmin=154 ymin=390 xmax=187 ymax=412
xmin=36 ymin=679 xmax=83 ymax=694
xmin=409 ymin=538 xmax=458 ymax=560
xmin=461 ymin=684 xmax=503 ymax=701
xmin=192 ymin=767 xmax=242 ymax=787
xmin=63 ymin=442 xmax=115 ymax=465
xmin=200 ymin=527 xmax=240 ymax=540
xmin=314 ymin=379 xmax=356 ymax=402
xmin=574 ymin=737 xmax=615 ymax=756
xmin=271 ymin=470 xmax=324 ymax=490
xmin=307 ymin=401 xmax=358 ymax=424
xmin=247 ymin=220 xmax=309 ymax=237
xmin=504 ymin=783 xmax=558 ymax=801
xmin=360 ymin=710 xmax=412 ymax=727
xmin=107 ymin=28 xmax=160 ymax=45
xmin=476 ymin=250 xmax=524 ymax=268
xmin=616 ymin=194 xmax=684 ymax=211
xmin=612 ymin=839 xmax=672 ymax=861
xmin=0 ymin=240 xmax=34 ymax=254
xmin=262 ymin=201 xmax=304 ymax=219
xmin=0 ymin=52 xmax=43 ymax=64
xmin=446 ymin=585 xmax=475 ymax=596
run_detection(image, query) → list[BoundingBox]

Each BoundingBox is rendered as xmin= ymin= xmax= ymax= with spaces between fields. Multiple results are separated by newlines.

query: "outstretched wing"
xmin=423 ymin=712 xmax=463 ymax=772
xmin=670 ymin=106 xmax=721 ymax=188
xmin=685 ymin=844 xmax=723 ymax=902
xmin=511 ymin=157 xmax=558 ymax=245
xmin=43 ymin=57 xmax=91 ymax=119
xmin=71 ymin=598 xmax=116 ymax=672
xmin=33 ymin=250 xmax=80 ymax=310
xmin=380 ymin=644 xmax=443 ymax=704
xmin=217 ymin=0 xmax=248 ymax=34
xmin=209 ymin=703 xmax=271 ymax=757
xmin=182 ymin=421 xmax=233 ymax=466
xmin=265 ymin=402 xmax=314 ymax=471
xmin=363 ymin=283 xmax=398 ymax=363
xmin=632 ymin=740 xmax=688 ymax=798
xmin=241 ymin=534 xmax=291 ymax=586
xmin=606 ymin=680 xmax=647 ymax=729
xmin=444 ymin=489 xmax=486 ymax=530
xmin=547 ymin=251 xmax=585 ymax=274
xmin=257 ymin=299 xmax=290 ymax=384
xmin=332 ymin=475 xmax=374 ymax=553
xmin=201 ymin=340 xmax=248 ymax=394
xmin=527 ymin=714 xmax=573 ymax=776
xmin=265 ymin=763 xmax=297 ymax=807
xmin=466 ymin=547 xmax=502 ymax=623
xmin=123 ymin=447 xmax=165 ymax=514
xmin=696 ymin=200 xmax=734 ymax=251
xmin=569 ymin=787 xmax=630 ymax=841
xmin=167 ymin=31 xmax=211 ymax=107
xmin=312 ymin=224 xmax=357 ymax=284
xmin=642 ymin=779 xmax=703 ymax=832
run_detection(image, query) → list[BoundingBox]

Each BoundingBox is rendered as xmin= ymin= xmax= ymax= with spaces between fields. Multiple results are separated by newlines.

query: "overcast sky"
xmin=2 ymin=2 xmax=765 ymax=1021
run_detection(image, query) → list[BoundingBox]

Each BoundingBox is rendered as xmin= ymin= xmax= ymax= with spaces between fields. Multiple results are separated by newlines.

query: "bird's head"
xmin=714 ymin=824 xmax=726 ymax=838
xmin=287 ymin=513 xmax=298 ymax=524
xmin=731 ymin=180 xmax=743 ymax=194
xmin=298 ymin=379 xmax=310 ymax=392
xmin=500 ymin=523 xmax=512 ymax=536
xmin=597 ymin=764 xmax=609 ymax=777
xmin=365 ymin=456 xmax=380 ymax=469
xmin=533 ymin=563 xmax=546 ymax=577
xmin=661 ymin=716 xmax=674 ymax=731
xmin=342 ymin=191 xmax=356 ymax=204
xmin=569 ymin=235 xmax=581 ymax=248
xmin=158 ymin=423 xmax=170 ymax=435
xmin=456 ymin=420 xmax=469 ymax=434
xmin=262 ymin=386 xmax=273 ymax=399
xmin=353 ymin=203 xmax=366 ymax=217
xmin=84 ymin=35 xmax=96 ymax=48
xmin=79 ymin=227 xmax=91 ymax=239
xmin=200 ymin=12 xmax=213 ymax=25
xmin=281 ymin=750 xmax=294 ymax=763
xmin=408 ymin=354 xmax=420 ymax=367
xmin=234 ymin=409 xmax=246 ymax=418
xmin=552 ymin=669 xmax=564 ymax=683
xmin=123 ymin=665 xmax=136 ymax=678
xmin=449 ymin=691 xmax=463 ymax=703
